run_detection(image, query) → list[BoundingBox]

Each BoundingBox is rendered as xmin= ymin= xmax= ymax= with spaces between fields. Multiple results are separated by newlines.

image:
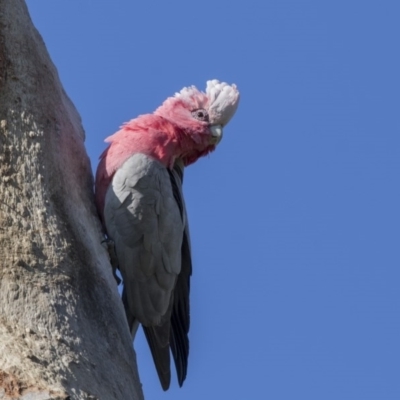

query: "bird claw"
xmin=102 ymin=238 xmax=122 ymax=285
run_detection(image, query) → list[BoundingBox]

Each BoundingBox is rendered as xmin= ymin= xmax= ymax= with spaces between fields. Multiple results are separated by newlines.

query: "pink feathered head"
xmin=155 ymin=80 xmax=240 ymax=127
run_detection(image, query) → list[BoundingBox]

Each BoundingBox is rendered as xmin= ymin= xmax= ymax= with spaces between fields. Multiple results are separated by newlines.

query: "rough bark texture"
xmin=0 ymin=1 xmax=144 ymax=399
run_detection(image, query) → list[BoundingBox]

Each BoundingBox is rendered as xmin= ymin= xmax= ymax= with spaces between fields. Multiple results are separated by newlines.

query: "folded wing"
xmin=104 ymin=153 xmax=191 ymax=390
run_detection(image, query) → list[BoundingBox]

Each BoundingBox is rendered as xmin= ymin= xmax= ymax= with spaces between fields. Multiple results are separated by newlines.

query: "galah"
xmin=94 ymin=80 xmax=239 ymax=390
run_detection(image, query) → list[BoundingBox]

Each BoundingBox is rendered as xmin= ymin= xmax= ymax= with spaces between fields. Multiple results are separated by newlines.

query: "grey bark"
xmin=0 ymin=1 xmax=144 ymax=399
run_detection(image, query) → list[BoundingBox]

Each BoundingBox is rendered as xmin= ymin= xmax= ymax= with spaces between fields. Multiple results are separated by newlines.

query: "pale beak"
xmin=210 ymin=124 xmax=223 ymax=144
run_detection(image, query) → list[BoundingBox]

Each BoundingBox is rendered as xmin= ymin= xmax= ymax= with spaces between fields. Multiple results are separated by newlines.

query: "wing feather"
xmin=104 ymin=153 xmax=183 ymax=325
xmin=104 ymin=154 xmax=192 ymax=389
xmin=168 ymin=161 xmax=192 ymax=386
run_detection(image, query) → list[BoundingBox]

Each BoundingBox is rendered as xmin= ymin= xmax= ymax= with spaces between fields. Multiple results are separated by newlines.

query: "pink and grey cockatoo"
xmin=95 ymin=80 xmax=239 ymax=390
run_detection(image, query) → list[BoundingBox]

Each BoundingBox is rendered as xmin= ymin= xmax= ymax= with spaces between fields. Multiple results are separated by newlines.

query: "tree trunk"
xmin=0 ymin=1 xmax=144 ymax=399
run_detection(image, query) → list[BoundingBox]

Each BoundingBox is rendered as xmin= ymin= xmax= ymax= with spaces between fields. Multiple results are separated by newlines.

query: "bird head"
xmin=154 ymin=80 xmax=240 ymax=150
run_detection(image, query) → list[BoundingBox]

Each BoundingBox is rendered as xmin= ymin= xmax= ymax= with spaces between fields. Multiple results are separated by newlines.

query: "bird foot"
xmin=101 ymin=238 xmax=121 ymax=285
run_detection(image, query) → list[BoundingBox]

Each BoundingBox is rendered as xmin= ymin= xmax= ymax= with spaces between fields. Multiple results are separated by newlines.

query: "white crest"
xmin=206 ymin=80 xmax=240 ymax=126
xmin=174 ymin=80 xmax=240 ymax=126
xmin=174 ymin=85 xmax=199 ymax=100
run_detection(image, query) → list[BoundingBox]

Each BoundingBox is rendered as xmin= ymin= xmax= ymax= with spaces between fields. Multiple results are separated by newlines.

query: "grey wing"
xmin=104 ymin=153 xmax=184 ymax=389
xmin=105 ymin=153 xmax=184 ymax=325
xmin=168 ymin=159 xmax=192 ymax=387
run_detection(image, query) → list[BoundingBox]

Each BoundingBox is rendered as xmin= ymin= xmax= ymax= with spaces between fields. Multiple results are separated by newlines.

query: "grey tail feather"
xmin=122 ymin=287 xmax=171 ymax=390
xmin=142 ymin=325 xmax=171 ymax=391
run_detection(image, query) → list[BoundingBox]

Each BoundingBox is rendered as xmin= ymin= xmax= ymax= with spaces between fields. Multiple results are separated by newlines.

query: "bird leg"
xmin=101 ymin=238 xmax=121 ymax=285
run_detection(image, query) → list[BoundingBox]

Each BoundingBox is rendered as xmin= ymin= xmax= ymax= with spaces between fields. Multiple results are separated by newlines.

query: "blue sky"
xmin=26 ymin=1 xmax=400 ymax=399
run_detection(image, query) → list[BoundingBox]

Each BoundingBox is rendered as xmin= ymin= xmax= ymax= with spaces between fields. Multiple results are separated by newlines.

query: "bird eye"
xmin=191 ymin=109 xmax=209 ymax=122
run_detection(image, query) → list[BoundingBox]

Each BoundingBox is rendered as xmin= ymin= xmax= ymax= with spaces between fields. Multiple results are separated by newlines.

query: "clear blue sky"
xmin=26 ymin=1 xmax=400 ymax=399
